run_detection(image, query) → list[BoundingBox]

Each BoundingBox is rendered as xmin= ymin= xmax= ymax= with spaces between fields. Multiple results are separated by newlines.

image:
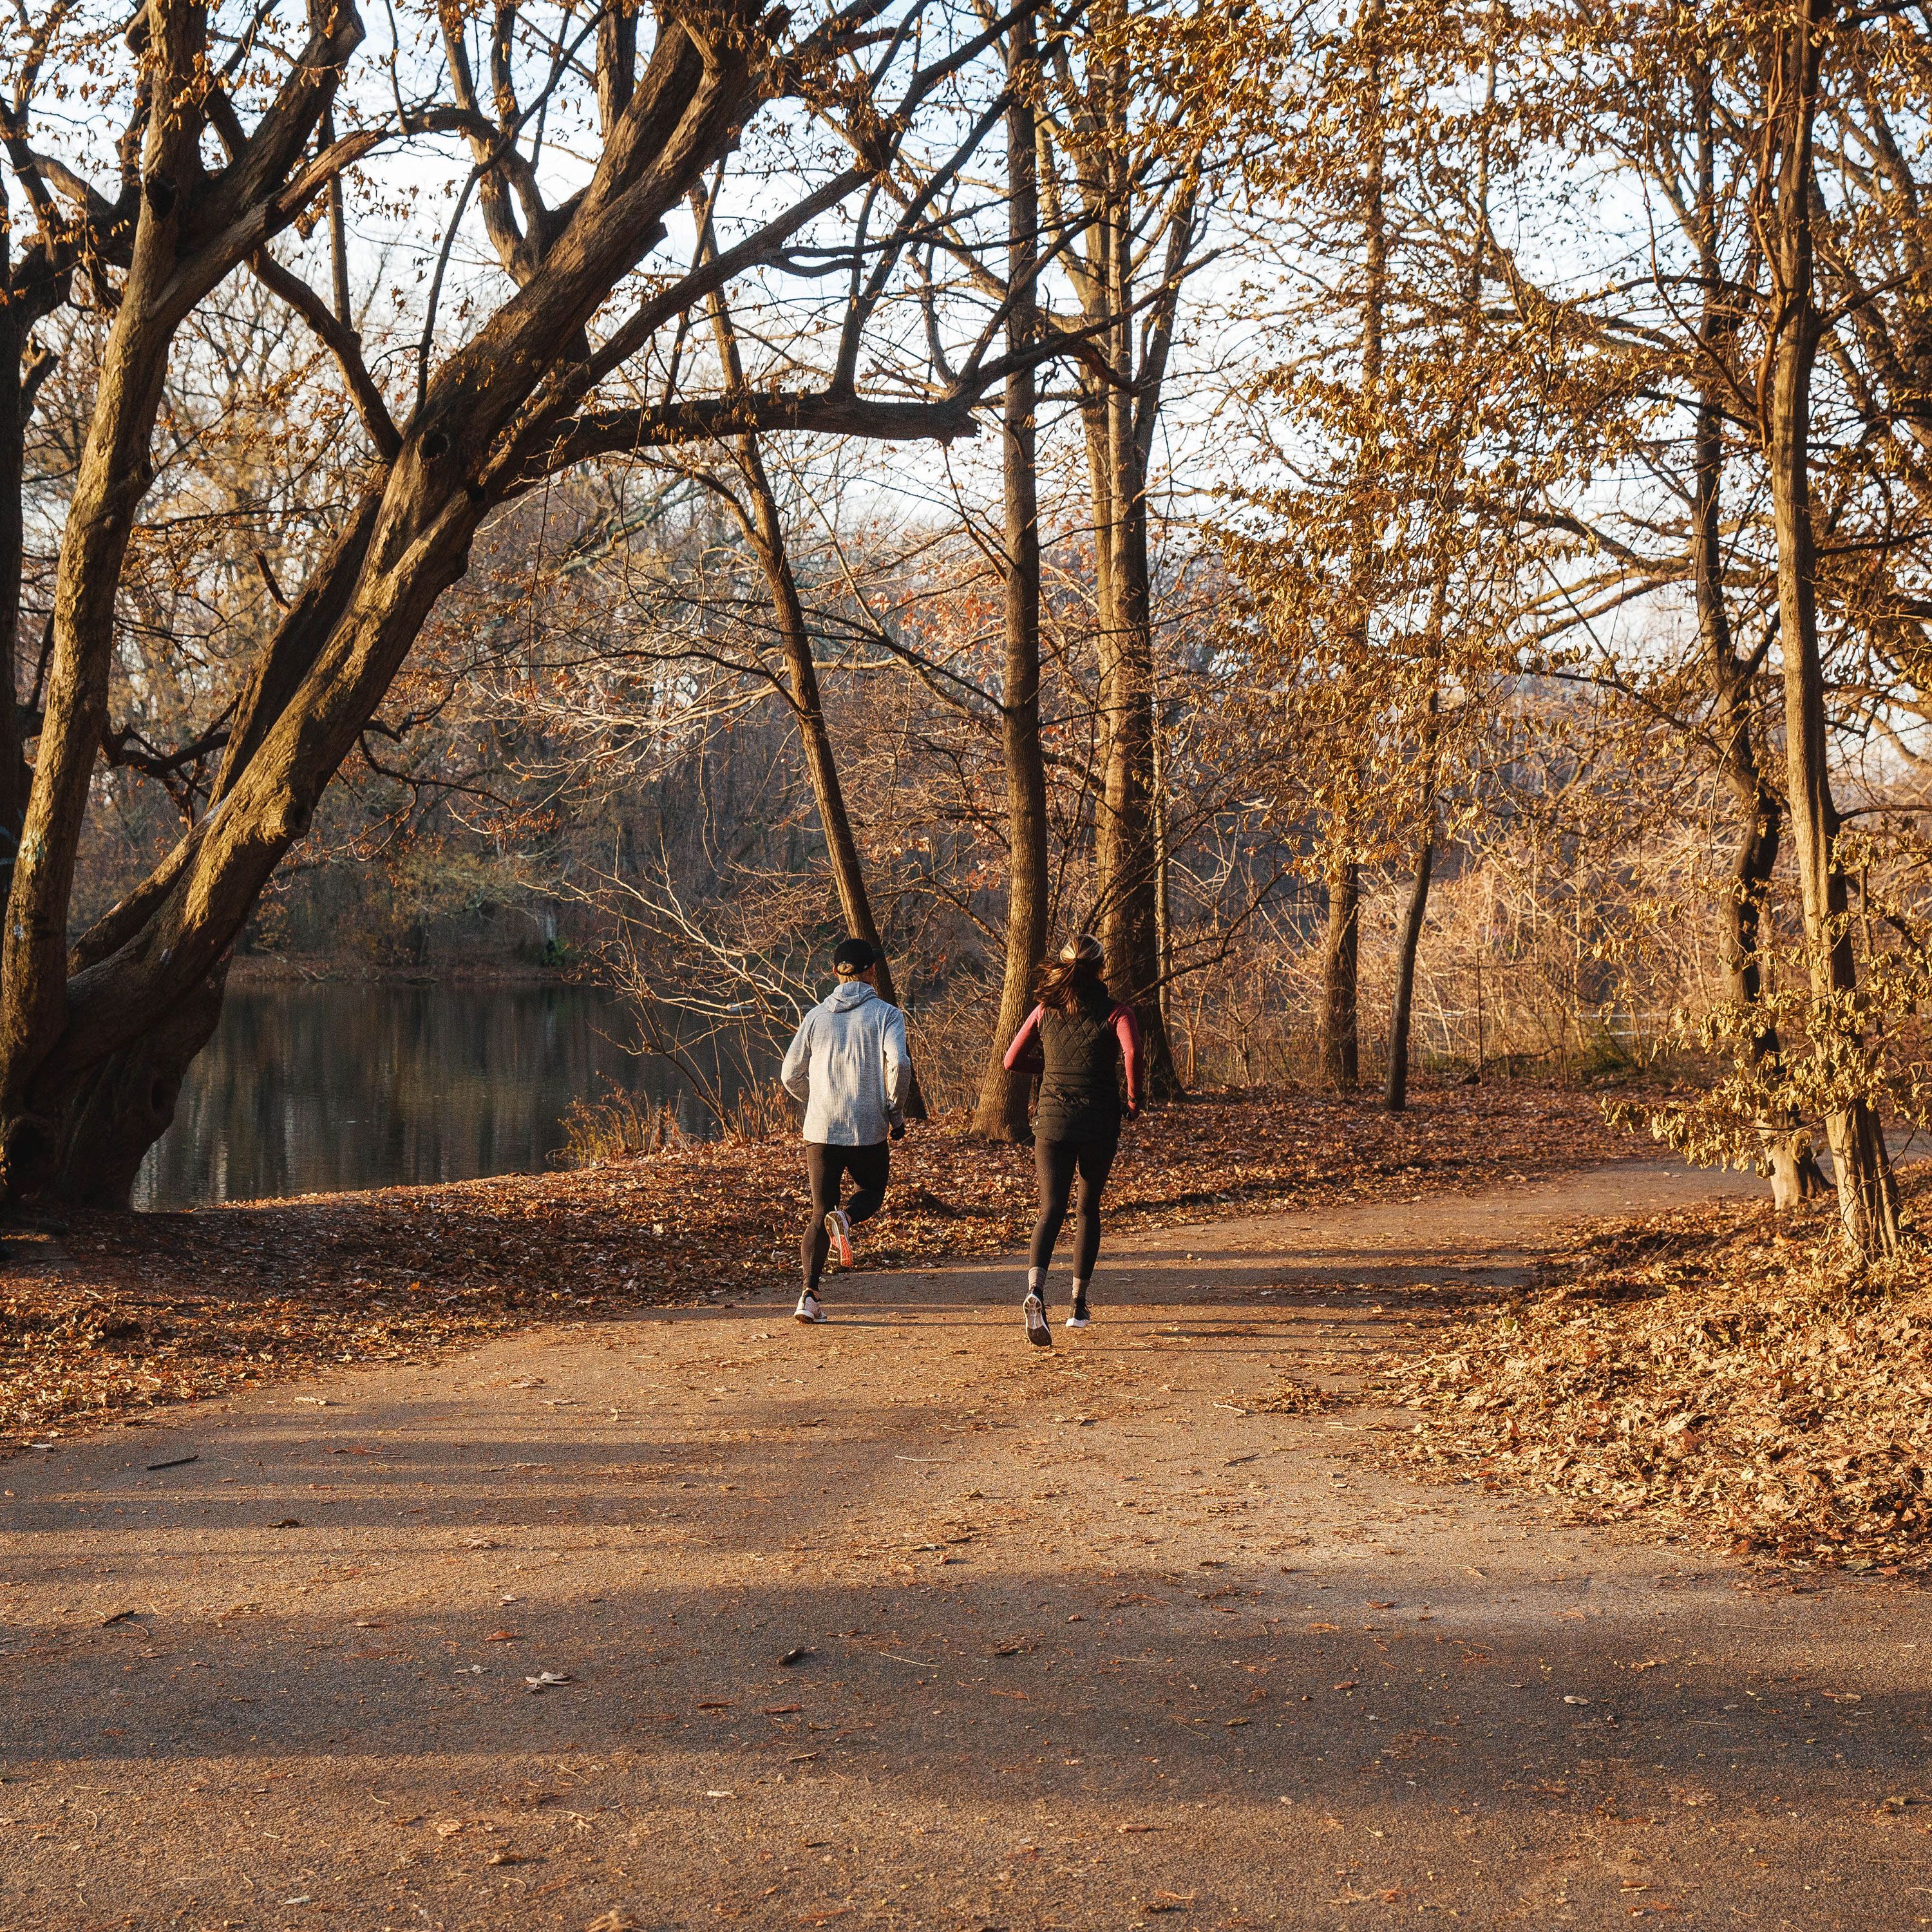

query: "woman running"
xmin=1002 ymin=933 xmax=1144 ymax=1347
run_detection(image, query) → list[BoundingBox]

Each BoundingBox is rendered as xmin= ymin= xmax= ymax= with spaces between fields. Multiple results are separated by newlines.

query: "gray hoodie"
xmin=781 ymin=980 xmax=912 ymax=1146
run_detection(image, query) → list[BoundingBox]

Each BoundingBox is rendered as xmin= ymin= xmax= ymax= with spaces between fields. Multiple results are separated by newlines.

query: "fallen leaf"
xmin=3 ymin=1088 xmax=1641 ymax=1456
xmin=1362 ymin=1173 xmax=1932 ymax=1578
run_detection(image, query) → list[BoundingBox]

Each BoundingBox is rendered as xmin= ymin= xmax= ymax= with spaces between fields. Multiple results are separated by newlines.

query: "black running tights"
xmin=802 ymin=1141 xmax=890 ymax=1291
xmin=1028 ymin=1135 xmax=1118 ymax=1283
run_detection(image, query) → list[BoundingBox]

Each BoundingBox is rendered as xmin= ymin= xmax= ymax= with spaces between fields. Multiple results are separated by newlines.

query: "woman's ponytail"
xmin=1032 ymin=933 xmax=1106 ymax=1014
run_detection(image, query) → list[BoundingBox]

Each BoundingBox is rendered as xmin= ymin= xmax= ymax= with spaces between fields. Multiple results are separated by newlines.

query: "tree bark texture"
xmin=1382 ymin=601 xmax=1443 ymax=1113
xmin=1092 ymin=469 xmax=1168 ymax=1079
xmin=1761 ymin=1 xmax=1899 ymax=1256
xmin=972 ymin=15 xmax=1049 ymax=1141
xmin=1316 ymin=858 xmax=1361 ymax=1090
xmin=1084 ymin=345 xmax=1174 ymax=1086
xmin=1152 ymin=688 xmax=1172 ymax=1041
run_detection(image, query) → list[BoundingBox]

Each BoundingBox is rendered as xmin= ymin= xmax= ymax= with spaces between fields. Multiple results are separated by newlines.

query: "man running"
xmin=780 ymin=938 xmax=912 ymax=1323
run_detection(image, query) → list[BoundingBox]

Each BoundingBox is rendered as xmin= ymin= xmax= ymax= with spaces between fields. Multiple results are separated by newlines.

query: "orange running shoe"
xmin=827 ymin=1207 xmax=855 ymax=1268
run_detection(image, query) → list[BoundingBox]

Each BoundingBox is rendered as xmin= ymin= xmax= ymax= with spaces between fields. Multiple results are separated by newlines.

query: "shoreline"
xmin=224 ymin=954 xmax=601 ymax=989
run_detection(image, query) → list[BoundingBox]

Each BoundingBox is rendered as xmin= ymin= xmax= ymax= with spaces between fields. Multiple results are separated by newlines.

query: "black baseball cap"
xmin=833 ymin=938 xmax=880 ymax=973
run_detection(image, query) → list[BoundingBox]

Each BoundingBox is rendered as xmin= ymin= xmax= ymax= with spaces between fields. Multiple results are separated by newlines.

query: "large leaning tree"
xmin=1 ymin=0 xmax=1044 ymax=1208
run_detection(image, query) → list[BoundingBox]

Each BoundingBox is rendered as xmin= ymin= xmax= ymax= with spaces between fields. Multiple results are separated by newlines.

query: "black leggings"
xmin=1028 ymin=1135 xmax=1118 ymax=1282
xmin=802 ymin=1141 xmax=890 ymax=1291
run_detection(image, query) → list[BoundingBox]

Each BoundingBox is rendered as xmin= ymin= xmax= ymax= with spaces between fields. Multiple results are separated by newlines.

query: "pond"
xmin=131 ymin=981 xmax=764 ymax=1212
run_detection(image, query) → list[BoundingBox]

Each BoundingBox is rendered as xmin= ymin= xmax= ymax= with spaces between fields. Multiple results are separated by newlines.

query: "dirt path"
xmin=5 ymin=1158 xmax=1931 ymax=1931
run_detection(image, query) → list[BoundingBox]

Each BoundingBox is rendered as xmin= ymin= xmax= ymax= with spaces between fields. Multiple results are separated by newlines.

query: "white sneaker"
xmin=1065 ymin=1309 xmax=1092 ymax=1329
xmin=794 ymin=1291 xmax=827 ymax=1324
xmin=1024 ymin=1293 xmax=1052 ymax=1348
xmin=827 ymin=1208 xmax=855 ymax=1268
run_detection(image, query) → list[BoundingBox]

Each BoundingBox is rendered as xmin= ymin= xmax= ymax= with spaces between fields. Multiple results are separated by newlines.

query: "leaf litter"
xmin=1358 ymin=1172 xmax=1932 ymax=1577
xmin=1 ymin=1083 xmax=1627 ymax=1454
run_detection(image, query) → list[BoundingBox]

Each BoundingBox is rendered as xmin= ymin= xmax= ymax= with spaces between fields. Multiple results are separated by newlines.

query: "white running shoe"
xmin=1024 ymin=1293 xmax=1052 ymax=1348
xmin=1065 ymin=1309 xmax=1092 ymax=1329
xmin=794 ymin=1291 xmax=827 ymax=1324
xmin=827 ymin=1208 xmax=855 ymax=1268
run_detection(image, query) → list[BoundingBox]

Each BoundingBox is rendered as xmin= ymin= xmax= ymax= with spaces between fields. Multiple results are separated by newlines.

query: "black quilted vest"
xmin=1035 ymin=984 xmax=1123 ymax=1142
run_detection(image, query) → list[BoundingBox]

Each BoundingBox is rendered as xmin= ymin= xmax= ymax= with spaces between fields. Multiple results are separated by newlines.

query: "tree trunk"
xmin=1316 ymin=0 xmax=1386 ymax=1099
xmin=1383 ymin=605 xmax=1445 ymax=1113
xmin=0 ymin=193 xmax=36 ymax=910
xmin=1094 ymin=475 xmax=1174 ymax=1086
xmin=687 ymin=184 xmax=928 ymax=1117
xmin=1384 ymin=810 xmax=1432 ymax=1112
xmin=49 ymin=966 xmax=229 ymax=1208
xmin=0 ymin=2 xmax=212 ymax=1189
xmin=972 ymin=15 xmax=1048 ymax=1141
xmin=1086 ymin=465 xmax=1176 ymax=1086
xmin=1316 ymin=857 xmax=1360 ymax=1089
xmin=1152 ymin=688 xmax=1173 ymax=1043
xmin=1762 ymin=0 xmax=1899 ymax=1257
xmin=1065 ymin=16 xmax=1180 ymax=1099
xmin=1687 ymin=61 xmax=1824 ymax=1211
xmin=734 ymin=437 xmax=928 ymax=1119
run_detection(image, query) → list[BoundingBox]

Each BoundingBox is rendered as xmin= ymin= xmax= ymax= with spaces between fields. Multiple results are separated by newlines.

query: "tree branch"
xmin=249 ymin=251 xmax=402 ymax=459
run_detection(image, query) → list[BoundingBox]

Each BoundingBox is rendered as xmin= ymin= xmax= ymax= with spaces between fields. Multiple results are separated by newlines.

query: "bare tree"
xmin=2 ymin=0 xmax=1039 ymax=1206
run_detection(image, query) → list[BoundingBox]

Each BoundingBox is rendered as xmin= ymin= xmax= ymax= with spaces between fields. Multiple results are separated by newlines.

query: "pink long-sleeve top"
xmin=1003 ymin=999 xmax=1144 ymax=1112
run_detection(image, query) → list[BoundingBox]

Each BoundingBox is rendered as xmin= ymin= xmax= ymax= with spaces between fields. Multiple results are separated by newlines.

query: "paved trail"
xmin=5 ymin=1159 xmax=1931 ymax=1932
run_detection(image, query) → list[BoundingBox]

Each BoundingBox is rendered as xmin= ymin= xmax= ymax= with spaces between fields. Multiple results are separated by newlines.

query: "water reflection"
xmin=132 ymin=983 xmax=759 ymax=1211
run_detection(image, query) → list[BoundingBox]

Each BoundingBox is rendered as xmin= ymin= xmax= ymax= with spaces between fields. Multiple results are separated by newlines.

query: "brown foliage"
xmin=1367 ymin=1178 xmax=1932 ymax=1576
